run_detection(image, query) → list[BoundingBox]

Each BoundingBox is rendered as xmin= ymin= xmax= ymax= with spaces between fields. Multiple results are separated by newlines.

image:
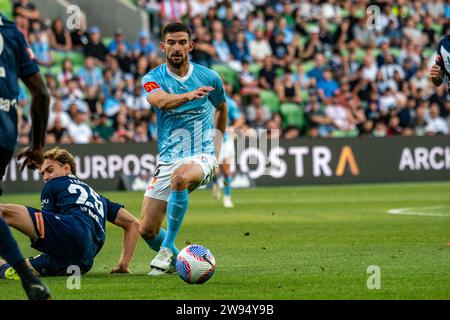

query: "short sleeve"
xmin=141 ymin=72 xmax=163 ymax=96
xmin=15 ymin=29 xmax=39 ymax=79
xmin=104 ymin=197 xmax=124 ymax=223
xmin=208 ymin=71 xmax=226 ymax=108
xmin=436 ymin=38 xmax=445 ymax=68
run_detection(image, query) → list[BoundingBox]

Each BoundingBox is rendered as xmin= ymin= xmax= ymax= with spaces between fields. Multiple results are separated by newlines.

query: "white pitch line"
xmin=388 ymin=206 xmax=450 ymax=217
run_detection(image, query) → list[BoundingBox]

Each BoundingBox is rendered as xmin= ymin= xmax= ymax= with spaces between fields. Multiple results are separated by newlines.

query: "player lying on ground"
xmin=139 ymin=22 xmax=227 ymax=275
xmin=0 ymin=148 xmax=140 ymax=278
xmin=0 ymin=13 xmax=50 ymax=299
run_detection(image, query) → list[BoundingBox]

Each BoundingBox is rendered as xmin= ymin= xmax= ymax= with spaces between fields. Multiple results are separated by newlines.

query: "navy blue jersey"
xmin=436 ymin=35 xmax=450 ymax=95
xmin=40 ymin=175 xmax=123 ymax=254
xmin=0 ymin=13 xmax=39 ymax=151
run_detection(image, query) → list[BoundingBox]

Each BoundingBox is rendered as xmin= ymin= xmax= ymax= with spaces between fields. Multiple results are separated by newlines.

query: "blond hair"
xmin=43 ymin=147 xmax=77 ymax=175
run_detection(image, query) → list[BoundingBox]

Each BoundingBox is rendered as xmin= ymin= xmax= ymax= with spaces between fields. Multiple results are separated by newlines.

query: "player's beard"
xmin=168 ymin=53 xmax=187 ymax=69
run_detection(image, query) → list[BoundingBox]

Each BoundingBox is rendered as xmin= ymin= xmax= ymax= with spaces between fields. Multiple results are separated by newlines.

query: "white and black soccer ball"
xmin=176 ymin=244 xmax=216 ymax=284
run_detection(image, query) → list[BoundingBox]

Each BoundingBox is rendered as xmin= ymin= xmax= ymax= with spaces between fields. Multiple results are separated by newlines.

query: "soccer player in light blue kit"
xmin=139 ymin=23 xmax=227 ymax=275
xmin=212 ymin=82 xmax=244 ymax=208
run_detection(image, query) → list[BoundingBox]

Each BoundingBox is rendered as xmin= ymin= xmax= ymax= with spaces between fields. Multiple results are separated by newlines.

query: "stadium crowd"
xmin=11 ymin=0 xmax=450 ymax=145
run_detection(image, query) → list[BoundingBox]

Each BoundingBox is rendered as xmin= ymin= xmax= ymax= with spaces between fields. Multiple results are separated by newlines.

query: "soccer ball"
xmin=176 ymin=244 xmax=216 ymax=284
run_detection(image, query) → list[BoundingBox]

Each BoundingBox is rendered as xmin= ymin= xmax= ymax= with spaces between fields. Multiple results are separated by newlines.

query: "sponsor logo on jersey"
xmin=144 ymin=81 xmax=160 ymax=93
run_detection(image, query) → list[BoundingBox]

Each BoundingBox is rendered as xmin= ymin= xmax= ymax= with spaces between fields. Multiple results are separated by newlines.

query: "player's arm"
xmin=110 ymin=208 xmax=140 ymax=274
xmin=430 ymin=64 xmax=444 ymax=87
xmin=15 ymin=28 xmax=50 ymax=171
xmin=430 ymin=42 xmax=445 ymax=87
xmin=146 ymin=86 xmax=215 ymax=111
xmin=214 ymin=101 xmax=228 ymax=159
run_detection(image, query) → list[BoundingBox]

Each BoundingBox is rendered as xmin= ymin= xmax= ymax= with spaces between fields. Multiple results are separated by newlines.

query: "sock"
xmin=143 ymin=227 xmax=180 ymax=254
xmin=223 ymin=176 xmax=232 ymax=197
xmin=0 ymin=217 xmax=23 ymax=266
xmin=0 ymin=218 xmax=34 ymax=282
xmin=161 ymin=189 xmax=188 ymax=255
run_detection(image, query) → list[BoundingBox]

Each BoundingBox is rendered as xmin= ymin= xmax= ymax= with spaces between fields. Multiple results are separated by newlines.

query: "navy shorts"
xmin=27 ymin=207 xmax=96 ymax=276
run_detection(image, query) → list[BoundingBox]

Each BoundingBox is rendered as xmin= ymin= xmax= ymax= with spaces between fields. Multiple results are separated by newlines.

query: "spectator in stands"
xmin=67 ymin=111 xmax=93 ymax=144
xmin=248 ymin=105 xmax=268 ymax=131
xmin=78 ymin=56 xmax=104 ymax=90
xmin=70 ymin=14 xmax=89 ymax=51
xmin=48 ymin=99 xmax=71 ymax=130
xmin=245 ymin=94 xmax=271 ymax=124
xmin=191 ymin=27 xmax=216 ymax=68
xmin=239 ymin=60 xmax=260 ymax=96
xmin=28 ymin=21 xmax=53 ymax=67
xmin=133 ymin=120 xmax=149 ymax=143
xmin=47 ymin=117 xmax=69 ymax=145
xmin=116 ymin=43 xmax=135 ymax=74
xmin=317 ymin=68 xmax=340 ymax=104
xmin=133 ymin=31 xmax=156 ymax=58
xmin=230 ymin=31 xmax=252 ymax=63
xmin=275 ymin=68 xmax=302 ymax=104
xmin=425 ymin=103 xmax=449 ymax=135
xmin=57 ymin=58 xmax=75 ymax=87
xmin=305 ymin=94 xmax=334 ymax=137
xmin=111 ymin=112 xmax=133 ymax=143
xmin=258 ymin=57 xmax=278 ymax=90
xmin=83 ymin=26 xmax=109 ymax=64
xmin=284 ymin=126 xmax=300 ymax=139
xmin=249 ymin=29 xmax=272 ymax=63
xmin=387 ymin=115 xmax=403 ymax=136
xmin=359 ymin=120 xmax=374 ymax=137
xmin=84 ymin=86 xmax=102 ymax=116
xmin=270 ymin=32 xmax=289 ymax=67
xmin=414 ymin=105 xmax=428 ymax=136
xmin=325 ymin=94 xmax=357 ymax=134
xmin=307 ymin=53 xmax=327 ymax=84
xmin=372 ymin=120 xmax=387 ymax=137
xmin=13 ymin=0 xmax=40 ymax=24
xmin=108 ymin=29 xmax=131 ymax=55
xmin=48 ymin=18 xmax=72 ymax=52
xmin=92 ymin=113 xmax=114 ymax=143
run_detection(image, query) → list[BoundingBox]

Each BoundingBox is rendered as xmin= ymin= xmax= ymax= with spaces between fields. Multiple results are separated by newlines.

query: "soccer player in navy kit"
xmin=0 ymin=148 xmax=140 ymax=279
xmin=0 ymin=13 xmax=50 ymax=299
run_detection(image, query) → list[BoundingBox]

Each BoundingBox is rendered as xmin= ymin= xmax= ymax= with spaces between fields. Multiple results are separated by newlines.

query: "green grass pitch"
xmin=0 ymin=182 xmax=449 ymax=300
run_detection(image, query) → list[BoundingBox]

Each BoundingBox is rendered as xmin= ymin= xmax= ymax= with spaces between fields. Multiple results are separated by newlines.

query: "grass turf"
xmin=0 ymin=182 xmax=449 ymax=300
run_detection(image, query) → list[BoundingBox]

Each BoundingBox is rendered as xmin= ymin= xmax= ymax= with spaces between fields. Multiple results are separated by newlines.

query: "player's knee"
xmin=171 ymin=173 xmax=189 ymax=191
xmin=139 ymin=225 xmax=159 ymax=240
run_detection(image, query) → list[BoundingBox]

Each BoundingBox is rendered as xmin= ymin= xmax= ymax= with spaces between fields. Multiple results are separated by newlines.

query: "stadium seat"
xmin=332 ymin=129 xmax=359 ymax=138
xmin=280 ymin=102 xmax=305 ymax=130
xmin=249 ymin=63 xmax=262 ymax=78
xmin=259 ymin=90 xmax=280 ymax=114
xmin=212 ymin=64 xmax=239 ymax=91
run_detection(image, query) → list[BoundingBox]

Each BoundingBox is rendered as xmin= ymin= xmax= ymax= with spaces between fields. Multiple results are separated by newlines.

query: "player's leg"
xmin=0 ymin=204 xmax=39 ymax=279
xmin=149 ymin=162 xmax=204 ymax=273
xmin=0 ymin=208 xmax=50 ymax=299
xmin=160 ymin=162 xmax=204 ymax=253
xmin=140 ymin=196 xmax=170 ymax=253
xmin=211 ymin=167 xmax=221 ymax=200
xmin=221 ymin=161 xmax=234 ymax=208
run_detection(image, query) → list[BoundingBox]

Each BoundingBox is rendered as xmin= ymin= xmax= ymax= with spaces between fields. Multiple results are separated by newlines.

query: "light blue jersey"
xmin=224 ymin=95 xmax=241 ymax=142
xmin=142 ymin=62 xmax=226 ymax=162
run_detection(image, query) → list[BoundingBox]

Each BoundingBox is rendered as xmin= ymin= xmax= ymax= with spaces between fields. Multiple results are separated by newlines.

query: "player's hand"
xmin=111 ymin=265 xmax=131 ymax=274
xmin=430 ymin=64 xmax=444 ymax=80
xmin=17 ymin=147 xmax=44 ymax=172
xmin=186 ymin=86 xmax=214 ymax=101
